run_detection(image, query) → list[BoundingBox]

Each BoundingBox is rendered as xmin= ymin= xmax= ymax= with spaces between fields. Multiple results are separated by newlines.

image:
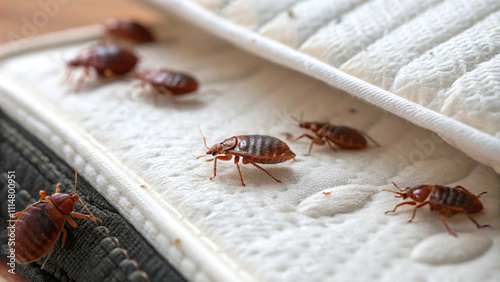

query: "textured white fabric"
xmin=1 ymin=16 xmax=499 ymax=282
xmin=142 ymin=0 xmax=500 ymax=174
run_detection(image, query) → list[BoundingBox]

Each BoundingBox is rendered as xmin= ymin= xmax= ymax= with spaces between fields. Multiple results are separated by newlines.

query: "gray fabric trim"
xmin=1 ymin=111 xmax=186 ymax=282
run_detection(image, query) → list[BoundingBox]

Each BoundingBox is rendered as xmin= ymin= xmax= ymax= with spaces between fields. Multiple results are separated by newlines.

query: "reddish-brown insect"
xmin=65 ymin=44 xmax=139 ymax=92
xmin=104 ymin=18 xmax=155 ymax=43
xmin=383 ymin=182 xmax=490 ymax=236
xmin=10 ymin=169 xmax=97 ymax=268
xmin=128 ymin=69 xmax=198 ymax=105
xmin=197 ymin=130 xmax=296 ymax=186
xmin=291 ymin=121 xmax=380 ymax=155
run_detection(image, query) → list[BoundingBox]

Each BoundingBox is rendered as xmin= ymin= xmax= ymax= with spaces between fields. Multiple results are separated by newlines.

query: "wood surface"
xmin=1 ymin=0 xmax=163 ymax=44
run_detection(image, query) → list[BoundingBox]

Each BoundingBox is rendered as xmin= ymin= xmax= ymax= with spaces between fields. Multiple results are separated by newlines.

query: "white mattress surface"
xmin=141 ymin=0 xmax=500 ymax=173
xmin=0 ymin=5 xmax=499 ymax=282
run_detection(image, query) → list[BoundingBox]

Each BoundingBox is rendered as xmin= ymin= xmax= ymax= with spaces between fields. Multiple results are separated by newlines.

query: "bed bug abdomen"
xmin=14 ymin=202 xmax=65 ymax=264
xmin=330 ymin=126 xmax=367 ymax=149
xmin=432 ymin=186 xmax=466 ymax=207
xmin=104 ymin=18 xmax=155 ymax=43
xmin=232 ymin=135 xmax=296 ymax=164
xmin=91 ymin=45 xmax=138 ymax=75
xmin=143 ymin=70 xmax=198 ymax=94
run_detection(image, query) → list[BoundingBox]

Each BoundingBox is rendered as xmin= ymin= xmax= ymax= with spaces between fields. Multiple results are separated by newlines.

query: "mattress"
xmin=0 ymin=0 xmax=499 ymax=281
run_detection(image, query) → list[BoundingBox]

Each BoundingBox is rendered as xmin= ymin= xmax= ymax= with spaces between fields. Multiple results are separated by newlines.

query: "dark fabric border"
xmin=0 ymin=110 xmax=186 ymax=282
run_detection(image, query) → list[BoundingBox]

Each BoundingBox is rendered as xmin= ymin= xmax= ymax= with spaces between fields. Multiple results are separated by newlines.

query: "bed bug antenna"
xmin=477 ymin=191 xmax=487 ymax=198
xmin=390 ymin=181 xmax=403 ymax=191
xmin=381 ymin=182 xmax=405 ymax=197
xmin=196 ymin=126 xmax=210 ymax=159
xmin=198 ymin=126 xmax=209 ymax=149
xmin=74 ymin=168 xmax=78 ymax=194
xmin=74 ymin=168 xmax=96 ymax=220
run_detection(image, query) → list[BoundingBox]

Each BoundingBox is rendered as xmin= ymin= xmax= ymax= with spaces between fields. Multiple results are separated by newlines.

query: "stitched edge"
xmin=389 ymin=1 xmax=500 ymax=90
xmin=336 ymin=0 xmax=446 ymax=65
xmin=293 ymin=0 xmax=372 ymax=50
xmin=393 ymin=10 xmax=500 ymax=95
xmin=1 ymin=118 xmax=152 ymax=281
xmin=0 ymin=72 xmax=251 ymax=281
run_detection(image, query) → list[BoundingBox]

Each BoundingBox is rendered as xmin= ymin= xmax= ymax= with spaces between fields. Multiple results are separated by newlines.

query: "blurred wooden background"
xmin=0 ymin=2 xmax=161 ymax=281
xmin=0 ymin=0 xmax=163 ymax=44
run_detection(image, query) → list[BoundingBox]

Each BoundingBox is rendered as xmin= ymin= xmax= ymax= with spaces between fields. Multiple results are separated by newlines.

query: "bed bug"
xmin=383 ymin=182 xmax=490 ymax=236
xmin=104 ymin=18 xmax=155 ymax=43
xmin=291 ymin=121 xmax=380 ymax=155
xmin=10 ymin=169 xmax=97 ymax=268
xmin=128 ymin=69 xmax=198 ymax=105
xmin=197 ymin=129 xmax=296 ymax=186
xmin=65 ymin=44 xmax=139 ymax=92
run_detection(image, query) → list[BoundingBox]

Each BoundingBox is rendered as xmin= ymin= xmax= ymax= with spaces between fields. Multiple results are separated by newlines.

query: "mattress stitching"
xmin=439 ymin=50 xmax=500 ymax=103
xmin=253 ymin=0 xmax=305 ymax=30
xmin=388 ymin=3 xmax=500 ymax=90
xmin=295 ymin=0 xmax=373 ymax=51
xmin=336 ymin=0 xmax=446 ymax=66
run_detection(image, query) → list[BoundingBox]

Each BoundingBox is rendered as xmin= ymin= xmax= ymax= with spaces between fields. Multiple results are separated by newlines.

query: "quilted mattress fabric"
xmin=141 ymin=0 xmax=500 ymax=173
xmin=0 ymin=7 xmax=499 ymax=282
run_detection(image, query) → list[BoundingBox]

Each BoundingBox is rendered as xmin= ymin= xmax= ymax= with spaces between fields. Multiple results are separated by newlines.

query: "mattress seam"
xmin=389 ymin=3 xmax=500 ymax=90
xmin=0 ymin=75 xmax=252 ymax=281
xmin=336 ymin=0 xmax=446 ymax=66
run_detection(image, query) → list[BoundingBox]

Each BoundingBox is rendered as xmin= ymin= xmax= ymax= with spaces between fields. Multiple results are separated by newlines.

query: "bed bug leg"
xmin=210 ymin=155 xmax=232 ymax=181
xmin=103 ymin=69 xmax=119 ymax=78
xmin=60 ymin=228 xmax=69 ymax=248
xmin=125 ymin=82 xmax=140 ymax=99
xmin=408 ymin=201 xmax=429 ymax=222
xmin=384 ymin=201 xmax=416 ymax=214
xmin=158 ymin=85 xmax=179 ymax=108
xmin=69 ymin=211 xmax=96 ymax=221
xmin=324 ymin=138 xmax=338 ymax=153
xmin=465 ymin=213 xmax=491 ymax=229
xmin=244 ymin=158 xmax=282 ymax=184
xmin=125 ymin=80 xmax=145 ymax=99
xmin=153 ymin=88 xmax=160 ymax=106
xmin=440 ymin=213 xmax=458 ymax=237
xmin=234 ymin=156 xmax=246 ymax=186
xmin=361 ymin=132 xmax=381 ymax=147
xmin=61 ymin=67 xmax=73 ymax=85
xmin=65 ymin=216 xmax=78 ymax=228
xmin=75 ymin=67 xmax=91 ymax=93
xmin=41 ymin=247 xmax=55 ymax=269
xmin=291 ymin=134 xmax=325 ymax=155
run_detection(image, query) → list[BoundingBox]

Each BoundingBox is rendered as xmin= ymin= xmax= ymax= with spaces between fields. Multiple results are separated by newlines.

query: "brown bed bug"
xmin=291 ymin=121 xmax=380 ymax=155
xmin=65 ymin=43 xmax=139 ymax=92
xmin=104 ymin=18 xmax=155 ymax=43
xmin=10 ymin=169 xmax=97 ymax=268
xmin=383 ymin=182 xmax=490 ymax=236
xmin=197 ymin=129 xmax=296 ymax=186
xmin=128 ymin=69 xmax=199 ymax=105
